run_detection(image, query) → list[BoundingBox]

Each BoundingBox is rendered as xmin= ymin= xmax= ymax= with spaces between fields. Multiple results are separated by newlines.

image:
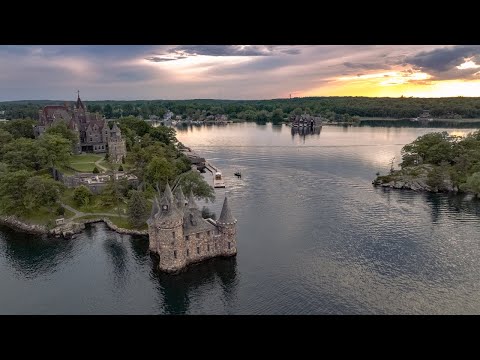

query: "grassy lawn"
xmin=61 ymin=189 xmax=127 ymax=215
xmin=19 ymin=206 xmax=76 ymax=227
xmin=69 ymin=153 xmax=104 ymax=173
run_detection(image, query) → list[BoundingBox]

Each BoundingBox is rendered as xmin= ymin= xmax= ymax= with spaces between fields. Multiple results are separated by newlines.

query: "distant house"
xmin=164 ymin=111 xmax=174 ymax=120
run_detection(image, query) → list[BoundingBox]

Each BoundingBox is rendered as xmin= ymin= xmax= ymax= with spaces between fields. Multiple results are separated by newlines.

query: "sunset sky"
xmin=1 ymin=45 xmax=480 ymax=100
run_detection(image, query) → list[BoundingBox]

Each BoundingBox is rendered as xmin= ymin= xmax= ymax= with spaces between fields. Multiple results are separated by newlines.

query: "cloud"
xmin=161 ymin=45 xmax=302 ymax=58
xmin=405 ymin=45 xmax=480 ymax=76
xmin=145 ymin=56 xmax=187 ymax=62
xmin=343 ymin=62 xmax=388 ymax=70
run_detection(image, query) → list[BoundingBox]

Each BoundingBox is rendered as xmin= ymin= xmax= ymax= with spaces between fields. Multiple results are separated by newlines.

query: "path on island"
xmin=61 ymin=202 xmax=127 ymax=221
xmin=95 ymin=158 xmax=108 ymax=172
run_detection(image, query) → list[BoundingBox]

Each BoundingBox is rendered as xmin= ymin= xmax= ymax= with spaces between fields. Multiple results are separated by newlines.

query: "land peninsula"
xmin=0 ymin=100 xmax=216 ymax=238
xmin=373 ymin=130 xmax=480 ymax=197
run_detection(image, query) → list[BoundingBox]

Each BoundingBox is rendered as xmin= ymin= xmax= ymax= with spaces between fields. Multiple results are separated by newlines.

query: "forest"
xmin=2 ymin=96 xmax=480 ymax=123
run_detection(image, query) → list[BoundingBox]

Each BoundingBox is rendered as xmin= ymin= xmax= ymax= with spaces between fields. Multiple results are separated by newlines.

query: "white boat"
xmin=213 ymin=171 xmax=226 ymax=188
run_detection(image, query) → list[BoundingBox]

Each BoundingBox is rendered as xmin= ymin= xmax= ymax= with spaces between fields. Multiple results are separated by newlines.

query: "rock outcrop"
xmin=372 ymin=164 xmax=458 ymax=193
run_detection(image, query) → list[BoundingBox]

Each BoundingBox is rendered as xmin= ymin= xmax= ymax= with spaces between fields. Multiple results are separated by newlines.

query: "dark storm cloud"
xmin=405 ymin=45 xmax=480 ymax=72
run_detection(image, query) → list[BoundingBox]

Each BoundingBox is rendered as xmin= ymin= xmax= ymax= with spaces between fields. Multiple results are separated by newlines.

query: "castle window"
xmin=207 ymin=231 xmax=210 ymax=236
xmin=207 ymin=245 xmax=210 ymax=252
xmin=186 ymin=249 xmax=189 ymax=256
xmin=90 ymin=137 xmax=92 ymax=142
xmin=173 ymin=250 xmax=177 ymax=259
xmin=172 ymin=231 xmax=175 ymax=238
xmin=228 ymin=242 xmax=231 ymax=249
xmin=185 ymin=235 xmax=189 ymax=241
xmin=196 ymin=233 xmax=200 ymax=239
xmin=197 ymin=247 xmax=200 ymax=254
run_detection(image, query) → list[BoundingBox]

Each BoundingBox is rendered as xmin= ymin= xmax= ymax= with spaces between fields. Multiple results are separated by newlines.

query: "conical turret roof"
xmin=218 ymin=196 xmax=236 ymax=224
xmin=147 ymin=196 xmax=159 ymax=224
xmin=175 ymin=186 xmax=186 ymax=207
xmin=188 ymin=189 xmax=197 ymax=209
xmin=162 ymin=181 xmax=174 ymax=205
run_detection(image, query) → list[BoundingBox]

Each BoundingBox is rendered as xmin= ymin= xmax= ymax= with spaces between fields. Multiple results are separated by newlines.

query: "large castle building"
xmin=147 ymin=183 xmax=237 ymax=273
xmin=34 ymin=92 xmax=127 ymax=162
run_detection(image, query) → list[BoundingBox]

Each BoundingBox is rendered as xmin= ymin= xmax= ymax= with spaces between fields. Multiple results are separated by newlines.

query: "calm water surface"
xmin=2 ymin=123 xmax=480 ymax=314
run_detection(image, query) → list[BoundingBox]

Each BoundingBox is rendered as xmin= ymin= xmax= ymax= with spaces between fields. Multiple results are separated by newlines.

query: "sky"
xmin=1 ymin=45 xmax=480 ymax=101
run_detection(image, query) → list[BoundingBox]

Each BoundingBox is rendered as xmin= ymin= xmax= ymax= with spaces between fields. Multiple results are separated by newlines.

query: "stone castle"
xmin=147 ymin=183 xmax=237 ymax=273
xmin=34 ymin=92 xmax=127 ymax=162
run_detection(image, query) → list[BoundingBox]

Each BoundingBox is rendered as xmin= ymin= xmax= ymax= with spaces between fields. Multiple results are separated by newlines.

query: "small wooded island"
xmin=373 ymin=130 xmax=480 ymax=197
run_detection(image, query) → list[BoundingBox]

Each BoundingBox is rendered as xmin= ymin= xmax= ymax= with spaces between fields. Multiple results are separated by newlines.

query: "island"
xmin=373 ymin=130 xmax=480 ymax=197
xmin=0 ymin=93 xmax=236 ymax=272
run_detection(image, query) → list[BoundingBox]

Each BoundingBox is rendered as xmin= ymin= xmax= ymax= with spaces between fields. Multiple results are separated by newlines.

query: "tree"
xmin=73 ymin=185 xmax=93 ymax=207
xmin=93 ymin=166 xmax=100 ymax=174
xmin=0 ymin=170 xmax=32 ymax=215
xmin=45 ymin=121 xmax=79 ymax=149
xmin=174 ymin=170 xmax=215 ymax=202
xmin=149 ymin=126 xmax=177 ymax=145
xmin=271 ymin=109 xmax=284 ymax=125
xmin=255 ymin=110 xmax=270 ymax=123
xmin=127 ymin=190 xmax=149 ymax=227
xmin=460 ymin=172 xmax=480 ymax=197
xmin=105 ymin=152 xmax=109 ymax=161
xmin=39 ymin=133 xmax=72 ymax=167
xmin=25 ymin=175 xmax=64 ymax=212
xmin=1 ymin=119 xmax=36 ymax=138
xmin=145 ymin=156 xmax=176 ymax=187
xmin=103 ymin=104 xmax=113 ymax=118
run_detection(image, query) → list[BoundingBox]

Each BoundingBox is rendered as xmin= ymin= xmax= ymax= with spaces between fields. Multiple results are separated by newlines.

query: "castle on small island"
xmin=34 ymin=91 xmax=127 ymax=162
xmin=147 ymin=183 xmax=237 ymax=273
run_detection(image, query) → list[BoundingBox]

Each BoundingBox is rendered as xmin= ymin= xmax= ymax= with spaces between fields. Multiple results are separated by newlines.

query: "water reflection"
xmin=152 ymin=257 xmax=238 ymax=314
xmin=0 ymin=226 xmax=76 ymax=279
xmin=291 ymin=126 xmax=322 ymax=143
xmin=103 ymin=235 xmax=129 ymax=291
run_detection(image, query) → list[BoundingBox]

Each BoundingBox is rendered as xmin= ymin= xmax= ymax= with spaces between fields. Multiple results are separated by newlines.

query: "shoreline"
xmin=0 ymin=215 xmax=148 ymax=239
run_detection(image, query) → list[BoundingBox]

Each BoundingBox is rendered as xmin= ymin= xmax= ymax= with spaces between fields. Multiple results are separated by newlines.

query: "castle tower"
xmin=147 ymin=183 xmax=186 ymax=273
xmin=108 ymin=122 xmax=127 ymax=163
xmin=217 ymin=195 xmax=237 ymax=256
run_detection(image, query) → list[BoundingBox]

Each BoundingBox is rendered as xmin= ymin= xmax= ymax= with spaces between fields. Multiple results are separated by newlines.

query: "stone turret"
xmin=108 ymin=122 xmax=127 ymax=163
xmin=147 ymin=185 xmax=238 ymax=274
xmin=217 ymin=195 xmax=237 ymax=256
xmin=148 ymin=182 xmax=186 ymax=272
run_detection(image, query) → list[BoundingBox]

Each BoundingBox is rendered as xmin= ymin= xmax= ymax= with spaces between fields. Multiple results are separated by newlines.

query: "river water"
xmin=1 ymin=123 xmax=480 ymax=314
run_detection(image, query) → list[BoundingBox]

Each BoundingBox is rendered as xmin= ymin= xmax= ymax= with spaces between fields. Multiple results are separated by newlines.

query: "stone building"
xmin=147 ymin=183 xmax=237 ymax=273
xmin=108 ymin=122 xmax=127 ymax=163
xmin=34 ymin=92 xmax=126 ymax=160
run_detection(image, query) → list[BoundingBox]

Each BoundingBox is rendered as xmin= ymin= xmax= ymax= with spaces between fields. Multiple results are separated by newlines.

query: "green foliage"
xmin=270 ymin=109 xmax=284 ymax=125
xmin=145 ymin=156 xmax=175 ymax=187
xmin=0 ymin=118 xmax=36 ymax=138
xmin=39 ymin=133 xmax=72 ymax=167
xmin=127 ymin=190 xmax=149 ymax=227
xmin=25 ymin=175 xmax=64 ymax=212
xmin=73 ymin=185 xmax=93 ymax=207
xmin=460 ymin=172 xmax=480 ymax=196
xmin=56 ymin=206 xmax=65 ymax=216
xmin=426 ymin=166 xmax=446 ymax=190
xmin=174 ymin=170 xmax=215 ymax=203
xmin=93 ymin=166 xmax=100 ymax=173
xmin=1 ymin=138 xmax=48 ymax=171
xmin=45 ymin=121 xmax=79 ymax=148
xmin=105 ymin=152 xmax=109 ymax=161
xmin=401 ymin=132 xmax=456 ymax=167
xmin=0 ymin=170 xmax=32 ymax=215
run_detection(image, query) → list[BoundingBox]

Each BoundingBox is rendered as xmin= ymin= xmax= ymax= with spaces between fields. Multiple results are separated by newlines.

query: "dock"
xmin=180 ymin=146 xmax=226 ymax=188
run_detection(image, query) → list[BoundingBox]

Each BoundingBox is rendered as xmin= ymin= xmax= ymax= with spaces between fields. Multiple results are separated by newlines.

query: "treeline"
xmin=3 ymin=96 xmax=480 ymax=121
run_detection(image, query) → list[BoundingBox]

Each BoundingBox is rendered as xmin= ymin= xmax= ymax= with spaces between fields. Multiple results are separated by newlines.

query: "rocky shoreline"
xmin=372 ymin=164 xmax=459 ymax=193
xmin=0 ymin=216 xmax=148 ymax=239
